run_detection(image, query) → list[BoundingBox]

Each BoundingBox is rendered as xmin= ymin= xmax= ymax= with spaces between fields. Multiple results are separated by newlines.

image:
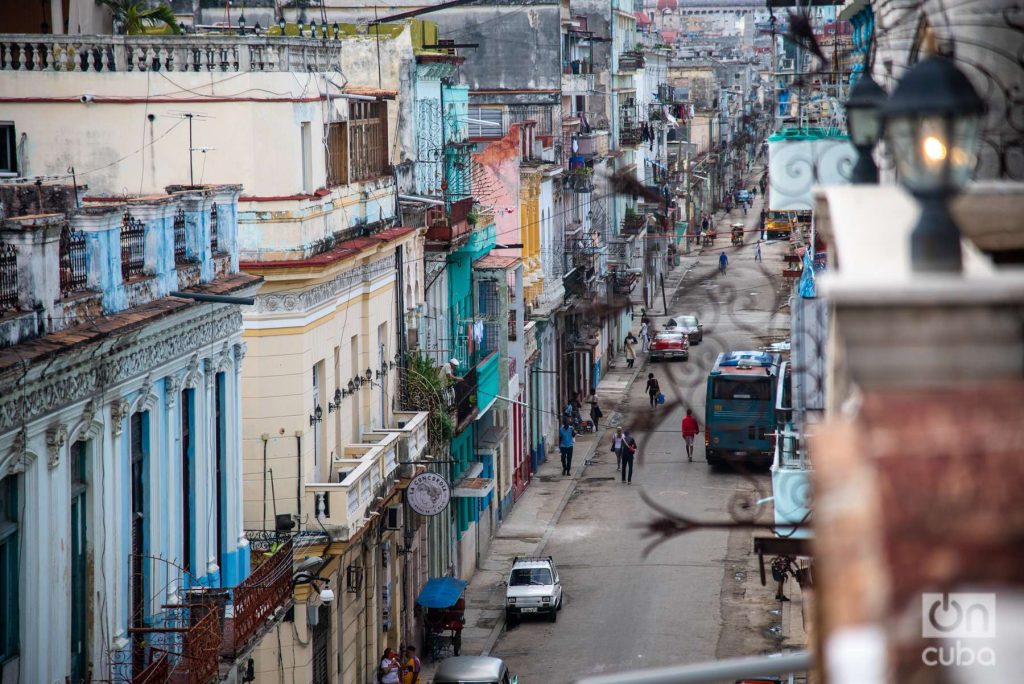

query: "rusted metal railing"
xmin=227 ymin=537 xmax=294 ymax=656
xmin=173 ymin=207 xmax=188 ymax=265
xmin=131 ymin=652 xmax=169 ymax=684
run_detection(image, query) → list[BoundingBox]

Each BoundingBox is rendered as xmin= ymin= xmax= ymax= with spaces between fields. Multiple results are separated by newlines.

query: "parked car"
xmin=665 ymin=314 xmax=703 ymax=344
xmin=505 ymin=556 xmax=562 ymax=625
xmin=649 ymin=330 xmax=689 ymax=361
xmin=435 ymin=656 xmax=519 ymax=684
xmin=736 ymin=189 xmax=751 ymax=204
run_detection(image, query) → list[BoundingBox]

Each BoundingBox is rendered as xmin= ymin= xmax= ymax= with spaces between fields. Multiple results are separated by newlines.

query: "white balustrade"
xmin=0 ymin=34 xmax=341 ymax=73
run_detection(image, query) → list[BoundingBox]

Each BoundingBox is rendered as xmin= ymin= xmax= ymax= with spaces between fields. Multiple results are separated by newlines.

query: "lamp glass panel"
xmin=950 ymin=114 xmax=982 ymax=188
xmin=887 ymin=115 xmax=942 ymax=191
xmin=847 ymin=104 xmax=881 ymax=147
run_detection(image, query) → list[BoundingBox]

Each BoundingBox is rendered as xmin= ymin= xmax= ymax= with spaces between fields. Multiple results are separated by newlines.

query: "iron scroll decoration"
xmin=406 ymin=471 xmax=452 ymax=516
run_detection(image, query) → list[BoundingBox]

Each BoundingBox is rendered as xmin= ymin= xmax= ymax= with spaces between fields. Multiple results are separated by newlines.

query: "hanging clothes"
xmin=474 ymin=320 xmax=485 ymax=345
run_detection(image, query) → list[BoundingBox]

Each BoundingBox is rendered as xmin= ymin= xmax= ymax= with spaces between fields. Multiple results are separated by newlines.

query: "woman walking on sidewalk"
xmin=681 ymin=408 xmax=700 ymax=462
xmin=639 ymin=321 xmax=651 ymax=352
xmin=624 ymin=334 xmax=637 ymax=368
xmin=611 ymin=427 xmax=625 ymax=470
xmin=558 ymin=417 xmax=576 ymax=476
xmin=644 ymin=373 xmax=661 ymax=409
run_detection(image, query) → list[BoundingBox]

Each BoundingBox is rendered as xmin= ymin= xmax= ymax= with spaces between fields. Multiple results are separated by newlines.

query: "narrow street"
xmin=489 ymin=190 xmax=798 ymax=682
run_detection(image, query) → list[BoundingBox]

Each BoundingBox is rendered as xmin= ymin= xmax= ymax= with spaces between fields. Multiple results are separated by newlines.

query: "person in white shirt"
xmin=380 ymin=649 xmax=401 ymax=684
xmin=611 ymin=427 xmax=625 ymax=470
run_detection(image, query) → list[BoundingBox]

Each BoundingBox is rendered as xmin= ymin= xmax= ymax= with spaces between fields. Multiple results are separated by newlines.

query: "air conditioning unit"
xmin=385 ymin=505 xmax=403 ymax=530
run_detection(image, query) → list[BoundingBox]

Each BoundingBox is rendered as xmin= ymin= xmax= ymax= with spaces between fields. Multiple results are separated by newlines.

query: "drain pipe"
xmin=295 ymin=431 xmax=303 ymax=527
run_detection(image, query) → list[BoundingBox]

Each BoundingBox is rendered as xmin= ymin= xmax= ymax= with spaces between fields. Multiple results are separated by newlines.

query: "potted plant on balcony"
xmin=96 ymin=0 xmax=181 ymax=34
xmin=467 ymin=208 xmax=479 ymax=226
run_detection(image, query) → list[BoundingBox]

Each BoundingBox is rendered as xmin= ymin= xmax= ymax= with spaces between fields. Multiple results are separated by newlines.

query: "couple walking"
xmin=610 ymin=427 xmax=638 ymax=483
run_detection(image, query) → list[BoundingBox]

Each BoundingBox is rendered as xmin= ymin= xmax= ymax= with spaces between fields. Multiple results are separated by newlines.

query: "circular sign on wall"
xmin=406 ymin=471 xmax=452 ymax=516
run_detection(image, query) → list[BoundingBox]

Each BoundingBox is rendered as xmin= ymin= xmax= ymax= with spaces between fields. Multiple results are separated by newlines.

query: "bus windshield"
xmin=712 ymin=377 xmax=773 ymax=401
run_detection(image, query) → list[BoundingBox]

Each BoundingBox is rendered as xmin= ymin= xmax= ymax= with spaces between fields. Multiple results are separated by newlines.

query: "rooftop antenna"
xmin=167 ymin=111 xmax=213 ymax=187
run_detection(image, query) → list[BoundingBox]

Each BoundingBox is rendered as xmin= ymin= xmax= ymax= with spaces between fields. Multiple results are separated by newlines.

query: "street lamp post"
xmin=844 ymin=72 xmax=886 ymax=184
xmin=881 ymin=56 xmax=985 ymax=273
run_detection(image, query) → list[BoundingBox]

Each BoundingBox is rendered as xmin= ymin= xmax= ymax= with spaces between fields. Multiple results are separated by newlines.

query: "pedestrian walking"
xmin=401 ymin=646 xmax=422 ymax=684
xmin=681 ymin=408 xmax=700 ymax=462
xmin=644 ymin=373 xmax=661 ymax=409
xmin=751 ymin=186 xmax=758 ymax=199
xmin=755 ymin=240 xmax=763 ymax=262
xmin=611 ymin=427 xmax=625 ymax=470
xmin=558 ymin=417 xmax=576 ymax=476
xmin=639 ymin=321 xmax=651 ymax=352
xmin=621 ymin=429 xmax=638 ymax=483
xmin=589 ymin=397 xmax=603 ymax=432
xmin=719 ymin=251 xmax=728 ymax=275
xmin=624 ymin=334 xmax=637 ymax=368
xmin=772 ymin=556 xmax=796 ymax=602
xmin=742 ymin=200 xmax=748 ymax=216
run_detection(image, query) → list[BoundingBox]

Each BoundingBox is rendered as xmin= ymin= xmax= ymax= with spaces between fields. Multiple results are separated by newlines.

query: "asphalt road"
xmin=490 ymin=201 xmax=792 ymax=682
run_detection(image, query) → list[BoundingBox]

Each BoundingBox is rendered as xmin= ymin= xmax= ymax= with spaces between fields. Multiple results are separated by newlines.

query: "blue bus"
xmin=704 ymin=351 xmax=782 ymax=468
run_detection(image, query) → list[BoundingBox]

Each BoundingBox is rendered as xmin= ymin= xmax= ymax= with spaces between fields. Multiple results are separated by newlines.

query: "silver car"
xmin=434 ymin=656 xmax=519 ymax=684
xmin=666 ymin=314 xmax=703 ymax=344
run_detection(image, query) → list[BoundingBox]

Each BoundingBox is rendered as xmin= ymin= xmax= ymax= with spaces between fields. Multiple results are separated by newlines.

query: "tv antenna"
xmin=167 ymin=111 xmax=214 ymax=187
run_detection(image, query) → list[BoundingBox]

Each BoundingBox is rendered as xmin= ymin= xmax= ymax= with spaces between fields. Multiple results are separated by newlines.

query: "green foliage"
xmin=402 ymin=353 xmax=456 ymax=447
xmin=96 ymin=0 xmax=181 ymax=35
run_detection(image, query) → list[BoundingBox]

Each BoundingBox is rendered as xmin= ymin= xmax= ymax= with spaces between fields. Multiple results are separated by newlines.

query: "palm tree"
xmin=95 ymin=0 xmax=181 ymax=35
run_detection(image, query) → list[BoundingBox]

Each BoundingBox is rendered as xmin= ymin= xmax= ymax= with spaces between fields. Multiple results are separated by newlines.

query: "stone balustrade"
xmin=0 ymin=33 xmax=341 ymax=73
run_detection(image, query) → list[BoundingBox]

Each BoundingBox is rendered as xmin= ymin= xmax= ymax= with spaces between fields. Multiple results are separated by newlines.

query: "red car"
xmin=649 ymin=331 xmax=689 ymax=361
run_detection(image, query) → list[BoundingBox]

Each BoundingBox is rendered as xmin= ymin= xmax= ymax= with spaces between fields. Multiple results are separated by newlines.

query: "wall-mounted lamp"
xmin=328 ymin=389 xmax=343 ymax=413
xmin=310 ymin=19 xmax=318 ymax=38
xmin=332 ymin=22 xmax=340 ymax=39
xmin=346 ymin=564 xmax=364 ymax=593
xmin=347 ymin=379 xmax=356 ymax=394
xmin=365 ymin=368 xmax=373 ymax=382
xmin=297 ymin=21 xmax=305 ymax=36
xmin=309 ymin=405 xmax=323 ymax=426
xmin=278 ymin=17 xmax=286 ymax=34
xmin=237 ymin=13 xmax=246 ymax=31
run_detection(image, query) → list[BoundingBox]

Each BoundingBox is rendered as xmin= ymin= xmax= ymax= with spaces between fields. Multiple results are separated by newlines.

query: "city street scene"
xmin=0 ymin=0 xmax=1021 ymax=683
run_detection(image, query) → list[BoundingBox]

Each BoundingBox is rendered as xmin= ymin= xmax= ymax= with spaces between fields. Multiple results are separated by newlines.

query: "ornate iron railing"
xmin=0 ymin=241 xmax=18 ymax=311
xmin=209 ymin=203 xmax=219 ymax=254
xmin=173 ymin=207 xmax=188 ymax=265
xmin=59 ymin=222 xmax=88 ymax=295
xmin=120 ymin=211 xmax=145 ymax=279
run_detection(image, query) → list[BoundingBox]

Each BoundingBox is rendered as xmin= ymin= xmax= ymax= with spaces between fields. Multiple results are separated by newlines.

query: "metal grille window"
xmin=210 ymin=203 xmax=219 ymax=253
xmin=120 ymin=211 xmax=145 ymax=280
xmin=0 ymin=475 xmax=18 ymax=663
xmin=348 ymin=102 xmax=388 ymax=183
xmin=477 ymin=280 xmax=500 ymax=317
xmin=0 ymin=242 xmax=17 ymax=312
xmin=508 ymin=105 xmax=555 ymax=136
xmin=59 ymin=223 xmax=87 ymax=296
xmin=467 ymin=107 xmax=504 ymax=138
xmin=173 ymin=207 xmax=188 ymax=265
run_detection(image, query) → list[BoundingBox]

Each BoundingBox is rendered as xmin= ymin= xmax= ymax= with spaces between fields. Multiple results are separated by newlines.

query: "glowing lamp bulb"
xmin=922 ymin=135 xmax=947 ymax=162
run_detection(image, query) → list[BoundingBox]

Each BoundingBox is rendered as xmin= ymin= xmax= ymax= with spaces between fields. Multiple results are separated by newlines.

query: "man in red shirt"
xmin=681 ymin=408 xmax=700 ymax=462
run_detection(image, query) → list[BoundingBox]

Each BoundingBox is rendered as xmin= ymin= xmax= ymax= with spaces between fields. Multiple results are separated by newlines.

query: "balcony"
xmin=453 ymin=366 xmax=479 ymax=429
xmin=305 ymin=433 xmax=401 ymax=538
xmin=565 ymin=167 xmax=594 ymax=193
xmin=618 ymin=50 xmax=645 ymax=72
xmin=424 ymin=198 xmax=474 ymax=246
xmin=573 ymin=129 xmax=610 ymax=159
xmin=0 ymin=33 xmax=343 ymax=73
xmin=618 ymin=106 xmax=644 ymax=147
xmin=126 ymin=538 xmax=295 ymax=683
xmin=562 ymin=71 xmax=594 ymax=95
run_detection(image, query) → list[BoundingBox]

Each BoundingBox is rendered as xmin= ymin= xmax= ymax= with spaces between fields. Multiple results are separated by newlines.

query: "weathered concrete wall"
xmin=430 ymin=1 xmax=562 ymax=94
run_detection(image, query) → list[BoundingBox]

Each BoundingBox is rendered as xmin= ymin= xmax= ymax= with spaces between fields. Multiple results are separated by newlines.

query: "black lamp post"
xmin=844 ymin=71 xmax=886 ymax=184
xmin=237 ymin=13 xmax=246 ymax=32
xmin=881 ymin=56 xmax=985 ymax=273
xmin=278 ymin=17 xmax=286 ymax=34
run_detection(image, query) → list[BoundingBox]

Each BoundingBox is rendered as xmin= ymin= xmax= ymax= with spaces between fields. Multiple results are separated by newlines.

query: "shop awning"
xmin=416 ymin=577 xmax=468 ymax=609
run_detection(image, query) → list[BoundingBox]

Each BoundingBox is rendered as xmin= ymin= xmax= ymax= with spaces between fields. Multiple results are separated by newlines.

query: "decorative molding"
xmin=204 ymin=358 xmax=216 ymax=388
xmin=232 ymin=342 xmax=247 ymax=374
xmin=253 ymin=254 xmax=397 ymax=315
xmin=182 ymin=354 xmax=202 ymax=389
xmin=215 ymin=342 xmax=232 ymax=374
xmin=0 ymin=430 xmax=31 ymax=478
xmin=81 ymin=399 xmax=97 ymax=427
xmin=46 ymin=423 xmax=69 ymax=470
xmin=165 ymin=374 xmax=180 ymax=409
xmin=110 ymin=399 xmax=131 ymax=436
xmin=132 ymin=373 xmax=158 ymax=413
xmin=0 ymin=307 xmax=242 ymax=433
